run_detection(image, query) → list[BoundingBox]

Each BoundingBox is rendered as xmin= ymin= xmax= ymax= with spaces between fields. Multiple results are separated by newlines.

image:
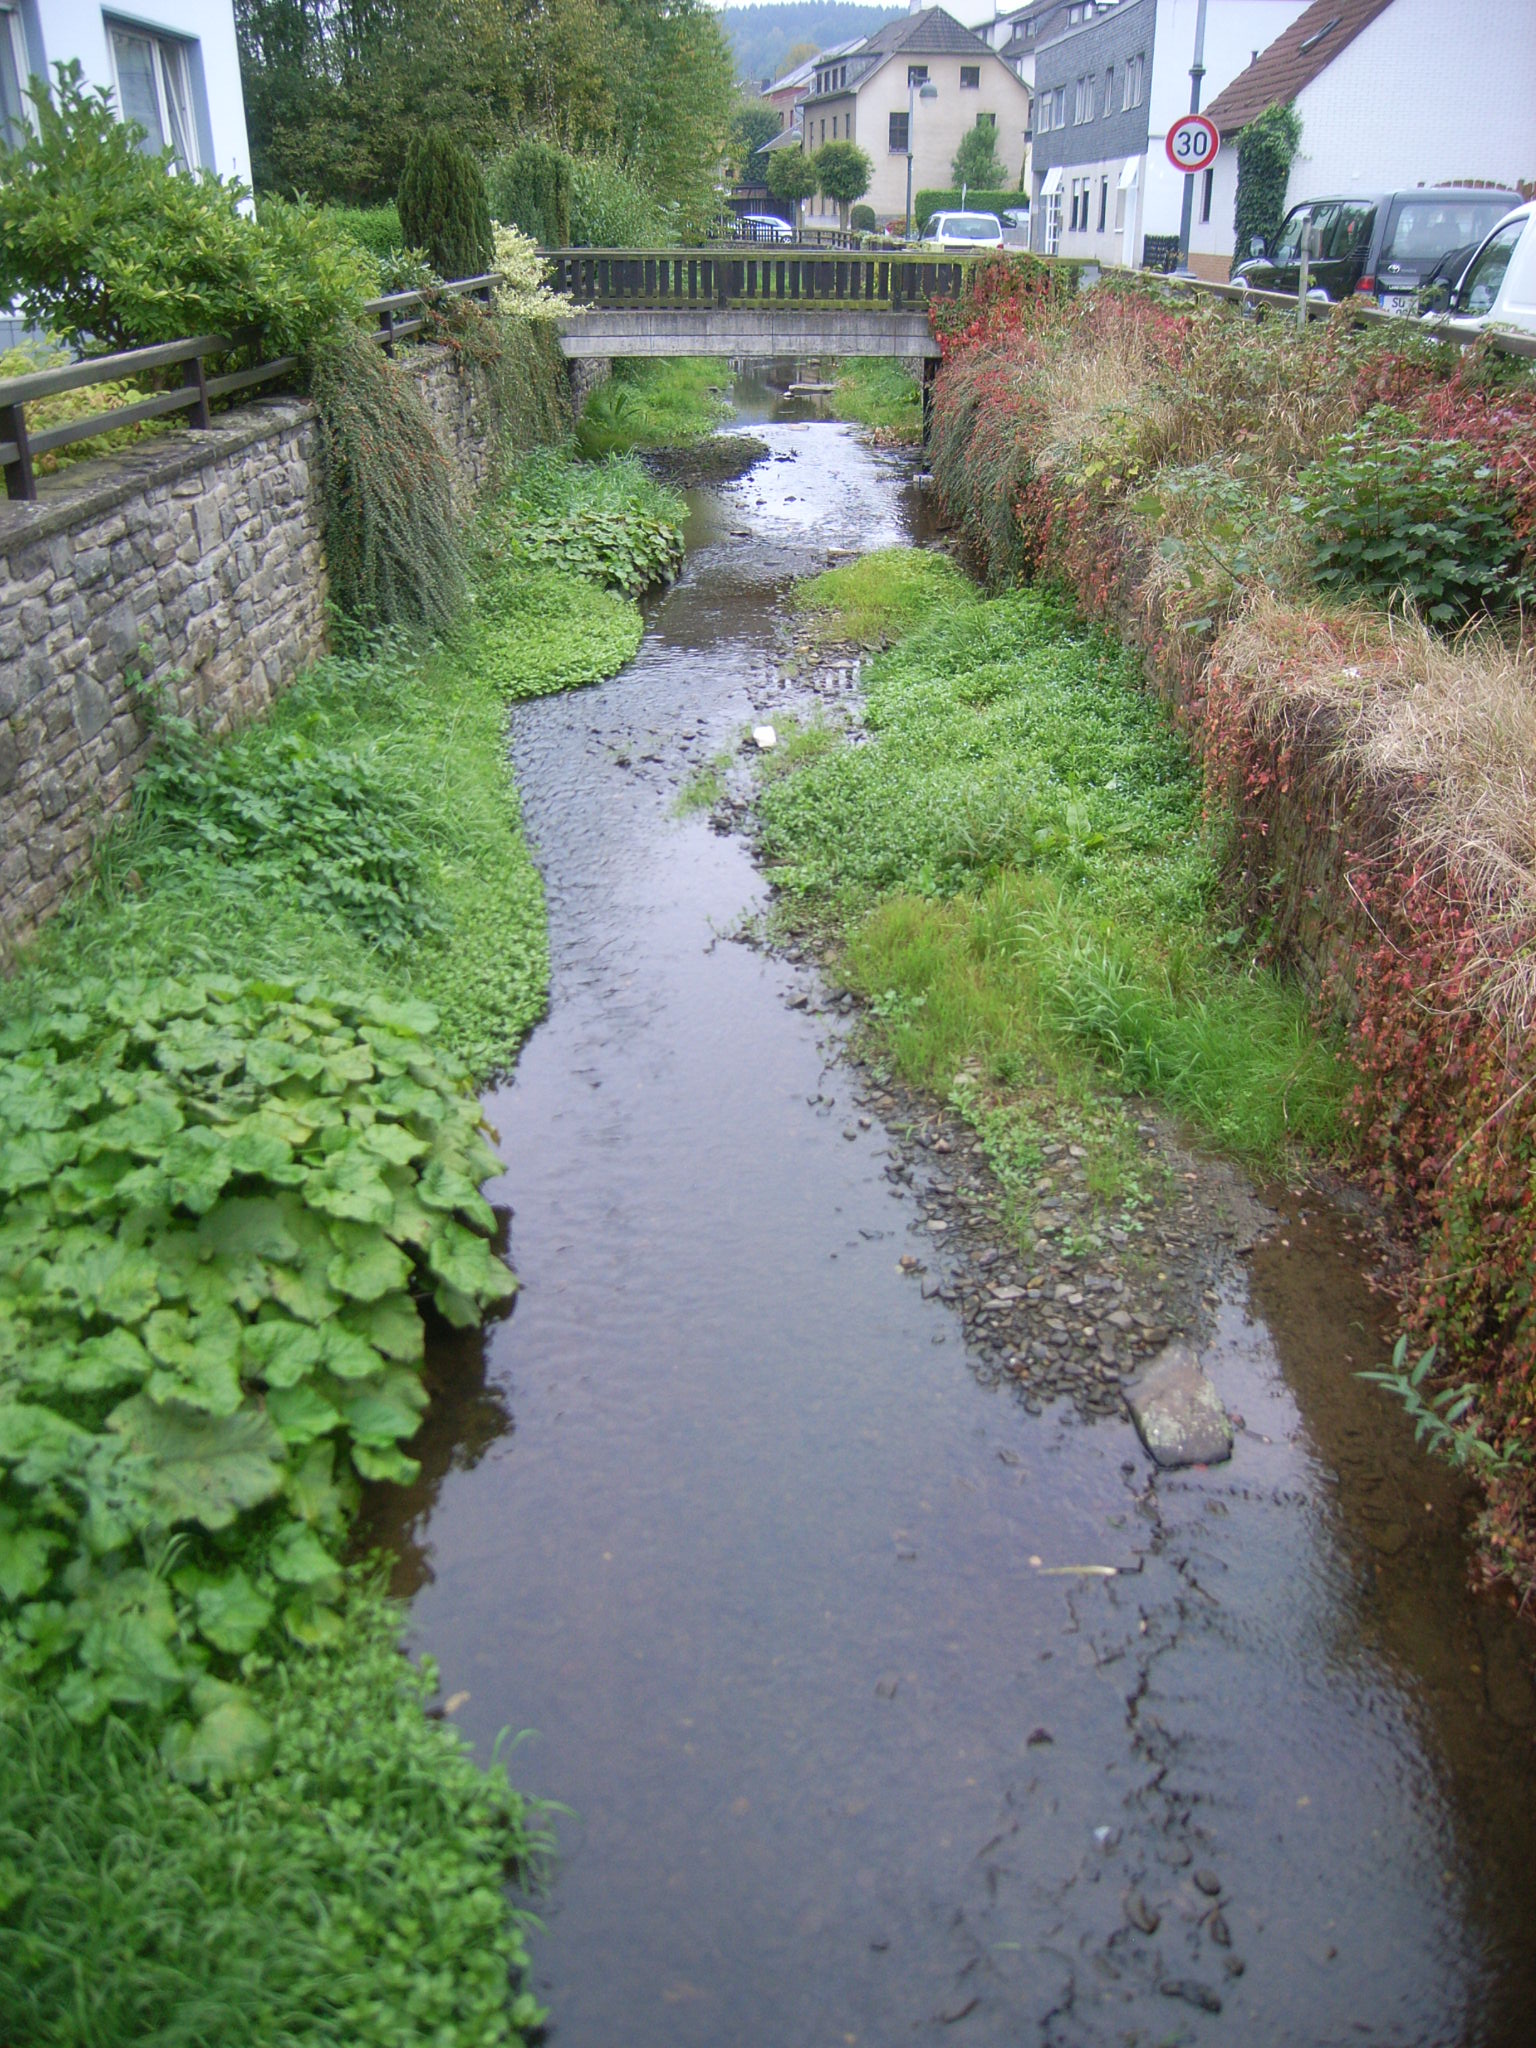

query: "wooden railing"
xmin=543 ymin=248 xmax=973 ymax=312
xmin=0 ymin=274 xmax=498 ymax=503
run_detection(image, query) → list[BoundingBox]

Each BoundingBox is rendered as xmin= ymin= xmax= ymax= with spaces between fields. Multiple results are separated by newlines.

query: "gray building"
xmin=1031 ymin=0 xmax=1157 ymax=257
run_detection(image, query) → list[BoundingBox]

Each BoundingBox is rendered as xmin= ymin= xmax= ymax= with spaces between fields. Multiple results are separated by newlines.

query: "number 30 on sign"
xmin=1165 ymin=114 xmax=1219 ymax=174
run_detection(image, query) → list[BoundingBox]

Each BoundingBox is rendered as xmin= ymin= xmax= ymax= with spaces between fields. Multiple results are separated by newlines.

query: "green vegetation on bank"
xmin=576 ymin=358 xmax=734 ymax=456
xmin=828 ymin=358 xmax=922 ymax=444
xmin=0 ymin=445 xmax=680 ymax=2042
xmin=760 ymin=550 xmax=1350 ymax=1195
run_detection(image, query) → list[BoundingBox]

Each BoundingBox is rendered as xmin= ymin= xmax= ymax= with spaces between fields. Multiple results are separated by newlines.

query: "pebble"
xmin=1193 ymin=1868 xmax=1223 ymax=1897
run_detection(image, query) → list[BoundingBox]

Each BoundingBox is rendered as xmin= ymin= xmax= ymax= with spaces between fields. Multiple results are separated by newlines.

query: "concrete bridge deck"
xmin=556 ymin=307 xmax=940 ymax=361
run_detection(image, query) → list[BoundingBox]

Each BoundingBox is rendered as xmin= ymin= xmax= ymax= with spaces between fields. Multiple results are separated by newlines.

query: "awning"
xmin=1040 ymin=166 xmax=1063 ymax=197
xmin=1117 ymin=156 xmax=1140 ymax=190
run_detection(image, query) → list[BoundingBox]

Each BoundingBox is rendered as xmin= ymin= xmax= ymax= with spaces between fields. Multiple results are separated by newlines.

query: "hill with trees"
xmin=722 ymin=4 xmax=900 ymax=85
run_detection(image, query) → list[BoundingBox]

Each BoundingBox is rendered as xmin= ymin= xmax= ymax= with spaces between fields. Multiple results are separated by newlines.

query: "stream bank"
xmin=374 ymin=375 xmax=1536 ymax=2048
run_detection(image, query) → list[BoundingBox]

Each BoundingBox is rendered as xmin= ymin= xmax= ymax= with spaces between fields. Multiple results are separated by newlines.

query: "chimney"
xmin=910 ymin=0 xmax=923 ymax=13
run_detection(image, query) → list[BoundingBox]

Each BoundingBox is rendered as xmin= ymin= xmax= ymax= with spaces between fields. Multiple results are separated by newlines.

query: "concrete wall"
xmin=20 ymin=0 xmax=253 ymax=187
xmin=0 ymin=350 xmax=493 ymax=961
xmin=801 ymin=50 xmax=1033 ymax=227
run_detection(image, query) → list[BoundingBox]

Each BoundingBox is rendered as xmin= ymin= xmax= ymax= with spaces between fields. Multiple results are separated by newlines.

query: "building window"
xmin=907 ymin=65 xmax=928 ymax=87
xmin=978 ymin=110 xmax=996 ymax=129
xmin=0 ymin=4 xmax=30 ymax=149
xmin=1052 ymin=86 xmax=1066 ymax=126
xmin=819 ymin=118 xmax=825 ymax=144
xmin=1074 ymin=76 xmax=1091 ymax=123
xmin=1104 ymin=66 xmax=1114 ymax=111
xmin=1122 ymin=53 xmax=1145 ymax=109
xmin=1037 ymin=98 xmax=1051 ymax=134
xmin=1098 ymin=176 xmax=1108 ymax=232
xmin=107 ymin=22 xmax=201 ymax=172
xmin=889 ymin=110 xmax=909 ymax=153
xmin=960 ymin=65 xmax=980 ymax=89
xmin=832 ymin=115 xmax=838 ymax=138
xmin=1200 ymin=166 xmax=1213 ymax=223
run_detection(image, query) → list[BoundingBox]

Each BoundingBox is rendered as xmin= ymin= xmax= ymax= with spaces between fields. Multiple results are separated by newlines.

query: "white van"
xmin=1441 ymin=202 xmax=1536 ymax=337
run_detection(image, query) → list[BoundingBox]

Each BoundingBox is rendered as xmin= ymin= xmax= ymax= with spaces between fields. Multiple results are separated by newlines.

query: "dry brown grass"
xmin=1216 ymin=592 xmax=1536 ymax=1019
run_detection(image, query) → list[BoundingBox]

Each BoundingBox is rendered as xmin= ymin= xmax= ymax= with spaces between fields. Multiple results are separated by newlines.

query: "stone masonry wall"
xmin=0 ymin=349 xmax=492 ymax=963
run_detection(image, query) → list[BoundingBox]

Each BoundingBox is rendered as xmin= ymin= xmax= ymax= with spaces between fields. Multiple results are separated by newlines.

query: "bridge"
xmin=546 ymin=248 xmax=963 ymax=369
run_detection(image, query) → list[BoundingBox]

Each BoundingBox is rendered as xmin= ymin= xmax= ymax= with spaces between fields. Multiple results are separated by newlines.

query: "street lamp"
xmin=905 ymin=77 xmax=939 ymax=243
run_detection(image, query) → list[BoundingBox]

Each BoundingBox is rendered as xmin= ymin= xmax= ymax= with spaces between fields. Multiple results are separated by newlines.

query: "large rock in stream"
xmin=1125 ymin=1341 xmax=1233 ymax=1468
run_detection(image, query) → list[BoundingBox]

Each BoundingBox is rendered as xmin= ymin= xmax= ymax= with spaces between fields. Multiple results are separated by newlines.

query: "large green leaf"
xmin=267 ymin=1518 xmax=339 ymax=1586
xmin=304 ymin=1148 xmax=395 ymax=1226
xmin=107 ymin=1396 xmax=284 ymax=1530
xmin=243 ymin=1318 xmax=324 ymax=1388
xmin=0 ymin=1400 xmax=94 ymax=1487
xmin=0 ymin=1508 xmax=65 ymax=1603
xmin=342 ymin=1292 xmax=424 ymax=1364
xmin=326 ymin=1224 xmax=412 ymax=1304
xmin=264 ymin=1380 xmax=341 ymax=1445
xmin=178 ymin=1565 xmax=274 ymax=1654
xmin=333 ymin=1366 xmax=427 ymax=1446
xmin=162 ymin=1690 xmax=275 ymax=1782
xmin=427 ymin=1220 xmax=515 ymax=1301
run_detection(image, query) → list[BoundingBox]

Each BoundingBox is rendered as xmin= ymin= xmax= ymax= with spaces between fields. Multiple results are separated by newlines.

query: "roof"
xmin=767 ymin=36 xmax=865 ymax=96
xmin=1202 ymin=0 xmax=1397 ymax=135
xmin=856 ymin=7 xmax=992 ymax=59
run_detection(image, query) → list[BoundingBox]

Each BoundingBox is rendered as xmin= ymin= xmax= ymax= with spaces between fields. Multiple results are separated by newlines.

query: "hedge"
xmin=915 ymin=188 xmax=1027 ymax=228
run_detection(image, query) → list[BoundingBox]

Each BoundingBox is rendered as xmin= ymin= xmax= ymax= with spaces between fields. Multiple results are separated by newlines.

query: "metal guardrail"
xmin=542 ymin=247 xmax=973 ymax=313
xmin=0 ymin=274 xmax=499 ymax=503
xmin=1168 ymin=275 xmax=1536 ymax=361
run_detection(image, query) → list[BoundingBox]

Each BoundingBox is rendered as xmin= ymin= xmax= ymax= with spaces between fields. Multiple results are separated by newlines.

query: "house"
xmin=794 ymin=5 xmax=1036 ymax=232
xmin=1029 ymin=0 xmax=1310 ymax=268
xmin=0 ymin=2 xmax=252 ymax=184
xmin=986 ymin=4 xmax=1116 ymax=200
xmin=761 ymin=39 xmax=866 ymax=136
xmin=1191 ymin=0 xmax=1536 ymax=276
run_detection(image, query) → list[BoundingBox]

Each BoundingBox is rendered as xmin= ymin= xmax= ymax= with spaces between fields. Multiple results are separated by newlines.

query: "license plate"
xmin=1380 ymin=293 xmax=1416 ymax=315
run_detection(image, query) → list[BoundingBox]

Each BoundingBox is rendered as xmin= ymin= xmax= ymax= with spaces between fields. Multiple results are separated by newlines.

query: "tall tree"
xmin=766 ymin=143 xmax=817 ymax=238
xmin=812 ymin=139 xmax=870 ymax=228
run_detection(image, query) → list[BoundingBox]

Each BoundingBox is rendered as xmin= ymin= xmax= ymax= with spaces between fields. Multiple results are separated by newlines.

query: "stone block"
xmin=73 ymin=674 xmax=114 ymax=743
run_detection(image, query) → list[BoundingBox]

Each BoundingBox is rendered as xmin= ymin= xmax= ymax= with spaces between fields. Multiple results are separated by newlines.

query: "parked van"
xmin=1233 ymin=187 xmax=1523 ymax=311
xmin=1440 ymin=202 xmax=1536 ymax=336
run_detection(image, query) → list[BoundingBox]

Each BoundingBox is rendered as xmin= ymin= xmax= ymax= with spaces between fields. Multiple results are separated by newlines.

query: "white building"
xmin=1029 ymin=0 xmax=1311 ymax=269
xmin=1 ymin=2 xmax=253 ymax=187
xmin=1192 ymin=0 xmax=1536 ymax=276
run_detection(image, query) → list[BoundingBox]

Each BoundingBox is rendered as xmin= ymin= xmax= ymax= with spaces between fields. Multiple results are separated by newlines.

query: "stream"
xmin=367 ymin=377 xmax=1536 ymax=2047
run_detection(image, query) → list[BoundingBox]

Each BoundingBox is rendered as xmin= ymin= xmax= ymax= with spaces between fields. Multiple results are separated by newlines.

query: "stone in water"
xmin=752 ymin=725 xmax=777 ymax=750
xmin=1125 ymin=1341 xmax=1233 ymax=1468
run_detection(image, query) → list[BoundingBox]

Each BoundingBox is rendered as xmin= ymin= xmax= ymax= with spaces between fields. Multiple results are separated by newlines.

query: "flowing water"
xmin=367 ymin=379 xmax=1536 ymax=2047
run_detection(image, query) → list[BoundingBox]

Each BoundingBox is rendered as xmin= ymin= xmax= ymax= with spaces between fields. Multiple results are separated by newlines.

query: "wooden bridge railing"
xmin=543 ymin=248 xmax=972 ymax=312
xmin=0 ymin=274 xmax=499 ymax=503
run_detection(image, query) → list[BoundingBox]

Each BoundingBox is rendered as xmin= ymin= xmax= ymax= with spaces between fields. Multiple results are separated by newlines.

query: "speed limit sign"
xmin=1166 ymin=114 xmax=1219 ymax=174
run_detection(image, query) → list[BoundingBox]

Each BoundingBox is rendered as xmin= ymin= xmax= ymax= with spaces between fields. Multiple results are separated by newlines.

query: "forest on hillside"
xmin=722 ymin=3 xmax=901 ymax=84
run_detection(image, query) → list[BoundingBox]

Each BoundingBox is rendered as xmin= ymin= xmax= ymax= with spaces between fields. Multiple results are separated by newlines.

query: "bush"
xmin=952 ymin=119 xmax=1006 ymax=191
xmin=325 ymin=202 xmax=406 ymax=262
xmin=569 ymin=154 xmax=670 ymax=246
xmin=851 ymin=204 xmax=877 ymax=234
xmin=482 ymin=447 xmax=686 ymax=595
xmin=915 ymin=189 xmax=1026 ymax=227
xmin=307 ymin=327 xmax=463 ymax=631
xmin=485 ymin=139 xmax=573 ymax=249
xmin=397 ymin=130 xmax=493 ymax=282
xmin=1298 ymin=404 xmax=1529 ymax=623
xmin=0 ymin=64 xmax=372 ymax=356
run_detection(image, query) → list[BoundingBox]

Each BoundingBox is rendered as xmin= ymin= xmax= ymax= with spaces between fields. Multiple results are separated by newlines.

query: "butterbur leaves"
xmin=0 ymin=976 xmax=513 ymax=1701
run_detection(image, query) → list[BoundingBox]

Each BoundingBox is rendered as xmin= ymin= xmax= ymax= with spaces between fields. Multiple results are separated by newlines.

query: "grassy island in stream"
xmin=758 ymin=549 xmax=1351 ymax=1242
xmin=0 ymin=446 xmax=681 ymax=2046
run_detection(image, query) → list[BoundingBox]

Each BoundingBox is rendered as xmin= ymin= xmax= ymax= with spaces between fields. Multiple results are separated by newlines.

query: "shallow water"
xmin=367 ymin=379 xmax=1536 ymax=2047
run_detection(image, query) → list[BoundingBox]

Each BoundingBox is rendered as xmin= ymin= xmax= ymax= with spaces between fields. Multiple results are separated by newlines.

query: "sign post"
xmin=1172 ymin=0 xmax=1212 ymax=275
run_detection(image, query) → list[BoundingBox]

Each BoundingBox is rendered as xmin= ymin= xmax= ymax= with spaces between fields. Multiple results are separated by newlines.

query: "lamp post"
xmin=904 ymin=76 xmax=939 ymax=242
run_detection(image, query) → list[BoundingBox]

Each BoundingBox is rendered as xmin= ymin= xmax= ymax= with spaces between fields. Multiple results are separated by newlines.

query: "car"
xmin=733 ymin=213 xmax=794 ymax=245
xmin=921 ymin=211 xmax=1004 ymax=253
xmin=1437 ymin=201 xmax=1536 ymax=335
xmin=1232 ymin=187 xmax=1523 ymax=312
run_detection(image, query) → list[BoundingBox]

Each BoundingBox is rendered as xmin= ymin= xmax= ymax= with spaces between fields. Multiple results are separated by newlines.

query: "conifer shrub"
xmin=397 ymin=131 xmax=494 ymax=282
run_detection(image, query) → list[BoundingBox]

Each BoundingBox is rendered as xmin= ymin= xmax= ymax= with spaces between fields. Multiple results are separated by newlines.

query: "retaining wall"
xmin=0 ymin=349 xmax=492 ymax=962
